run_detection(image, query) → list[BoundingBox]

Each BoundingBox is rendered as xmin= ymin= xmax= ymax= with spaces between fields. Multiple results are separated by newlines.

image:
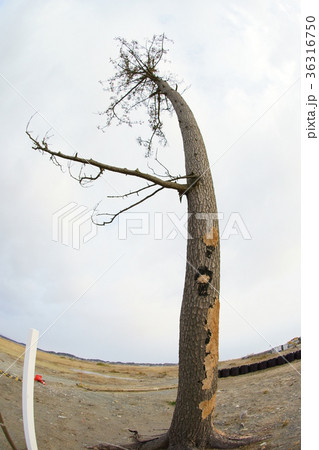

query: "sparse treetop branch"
xmin=99 ymin=34 xmax=175 ymax=156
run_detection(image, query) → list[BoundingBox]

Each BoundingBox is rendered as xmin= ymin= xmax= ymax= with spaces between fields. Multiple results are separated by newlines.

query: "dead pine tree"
xmin=27 ymin=35 xmax=263 ymax=450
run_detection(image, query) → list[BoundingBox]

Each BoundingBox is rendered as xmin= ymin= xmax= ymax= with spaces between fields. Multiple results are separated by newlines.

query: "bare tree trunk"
xmin=27 ymin=35 xmax=264 ymax=447
xmin=157 ymin=81 xmax=221 ymax=447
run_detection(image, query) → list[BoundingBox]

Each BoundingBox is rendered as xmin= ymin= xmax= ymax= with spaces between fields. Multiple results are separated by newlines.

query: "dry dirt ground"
xmin=0 ymin=337 xmax=301 ymax=449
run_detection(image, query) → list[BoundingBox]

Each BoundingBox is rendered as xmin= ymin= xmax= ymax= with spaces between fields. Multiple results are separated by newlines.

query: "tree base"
xmin=88 ymin=427 xmax=270 ymax=450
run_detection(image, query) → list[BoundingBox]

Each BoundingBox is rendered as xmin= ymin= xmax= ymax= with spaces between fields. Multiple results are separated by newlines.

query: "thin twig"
xmin=94 ymin=186 xmax=165 ymax=225
xmin=107 ymin=183 xmax=156 ymax=199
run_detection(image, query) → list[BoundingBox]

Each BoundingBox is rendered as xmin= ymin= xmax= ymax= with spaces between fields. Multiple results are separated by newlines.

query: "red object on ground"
xmin=34 ymin=374 xmax=46 ymax=385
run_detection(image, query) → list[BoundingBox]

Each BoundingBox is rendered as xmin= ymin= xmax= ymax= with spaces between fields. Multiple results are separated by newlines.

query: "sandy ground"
xmin=0 ymin=337 xmax=301 ymax=449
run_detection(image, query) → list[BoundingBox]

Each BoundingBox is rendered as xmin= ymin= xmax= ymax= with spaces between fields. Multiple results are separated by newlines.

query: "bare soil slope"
xmin=0 ymin=337 xmax=300 ymax=449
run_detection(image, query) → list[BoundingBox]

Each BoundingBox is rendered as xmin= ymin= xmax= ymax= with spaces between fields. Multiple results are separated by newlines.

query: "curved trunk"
xmin=157 ymin=81 xmax=220 ymax=447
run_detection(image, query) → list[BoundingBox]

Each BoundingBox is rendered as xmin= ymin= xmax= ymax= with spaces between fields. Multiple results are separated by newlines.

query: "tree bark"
xmin=156 ymin=81 xmax=221 ymax=448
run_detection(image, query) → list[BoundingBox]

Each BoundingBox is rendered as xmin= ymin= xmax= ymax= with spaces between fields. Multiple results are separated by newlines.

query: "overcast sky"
xmin=0 ymin=0 xmax=300 ymax=364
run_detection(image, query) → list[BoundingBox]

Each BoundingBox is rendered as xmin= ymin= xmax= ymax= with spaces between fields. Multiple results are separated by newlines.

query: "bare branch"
xmin=93 ymin=186 xmax=165 ymax=225
xmin=107 ymin=182 xmax=156 ymax=199
xmin=147 ymin=148 xmax=173 ymax=179
xmin=26 ymin=127 xmax=189 ymax=194
xmin=26 ymin=34 xmax=196 ymax=231
xmin=68 ymin=162 xmax=104 ymax=187
xmin=106 ymin=173 xmax=194 ymax=200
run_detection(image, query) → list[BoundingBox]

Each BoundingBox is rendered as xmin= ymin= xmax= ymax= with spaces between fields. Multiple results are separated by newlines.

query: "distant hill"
xmin=0 ymin=333 xmax=301 ymax=366
xmin=0 ymin=334 xmax=174 ymax=366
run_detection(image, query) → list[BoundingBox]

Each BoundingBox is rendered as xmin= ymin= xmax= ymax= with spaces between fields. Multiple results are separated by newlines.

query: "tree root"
xmin=87 ymin=427 xmax=270 ymax=450
xmin=86 ymin=433 xmax=169 ymax=450
xmin=129 ymin=432 xmax=169 ymax=450
xmin=207 ymin=427 xmax=269 ymax=449
xmin=85 ymin=443 xmax=130 ymax=449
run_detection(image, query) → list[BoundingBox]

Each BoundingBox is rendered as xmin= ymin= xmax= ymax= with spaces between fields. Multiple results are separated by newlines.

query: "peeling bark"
xmin=199 ymin=393 xmax=216 ymax=420
xmin=203 ymin=227 xmax=219 ymax=248
xmin=202 ymin=299 xmax=219 ymax=391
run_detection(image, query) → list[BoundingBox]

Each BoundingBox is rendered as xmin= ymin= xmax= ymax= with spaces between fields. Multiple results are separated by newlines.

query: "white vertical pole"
xmin=22 ymin=328 xmax=39 ymax=450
